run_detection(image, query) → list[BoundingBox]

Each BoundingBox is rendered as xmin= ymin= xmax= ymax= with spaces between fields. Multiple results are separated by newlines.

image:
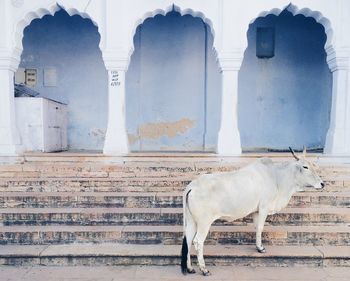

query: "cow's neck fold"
xmin=273 ymin=163 xmax=299 ymax=211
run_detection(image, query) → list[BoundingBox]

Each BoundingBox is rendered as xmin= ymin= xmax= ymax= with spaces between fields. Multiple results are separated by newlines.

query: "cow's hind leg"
xmin=193 ymin=222 xmax=212 ymax=276
xmin=255 ymin=209 xmax=268 ymax=253
xmin=185 ymin=215 xmax=197 ymax=274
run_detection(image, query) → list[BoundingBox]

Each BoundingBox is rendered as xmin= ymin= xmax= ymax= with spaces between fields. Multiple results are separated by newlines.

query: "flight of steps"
xmin=0 ymin=153 xmax=349 ymax=267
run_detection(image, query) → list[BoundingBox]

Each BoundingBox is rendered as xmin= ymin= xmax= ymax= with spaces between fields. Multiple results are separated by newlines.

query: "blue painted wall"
xmin=19 ymin=10 xmax=108 ymax=151
xmin=19 ymin=9 xmax=329 ymax=153
xmin=238 ymin=11 xmax=332 ymax=151
xmin=126 ymin=12 xmax=221 ymax=152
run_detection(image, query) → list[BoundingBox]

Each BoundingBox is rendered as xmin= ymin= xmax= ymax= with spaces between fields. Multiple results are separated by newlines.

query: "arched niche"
xmin=17 ymin=9 xmax=108 ymax=151
xmin=238 ymin=9 xmax=332 ymax=152
xmin=126 ymin=10 xmax=221 ymax=152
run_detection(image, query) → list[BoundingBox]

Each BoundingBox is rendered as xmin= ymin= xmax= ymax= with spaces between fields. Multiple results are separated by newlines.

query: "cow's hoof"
xmin=187 ymin=268 xmax=196 ymax=274
xmin=202 ymin=270 xmax=211 ymax=276
xmin=256 ymin=246 xmax=266 ymax=253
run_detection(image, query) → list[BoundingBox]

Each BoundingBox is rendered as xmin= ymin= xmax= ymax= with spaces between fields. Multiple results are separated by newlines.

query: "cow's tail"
xmin=181 ymin=236 xmax=188 ymax=274
xmin=181 ymin=187 xmax=193 ymax=274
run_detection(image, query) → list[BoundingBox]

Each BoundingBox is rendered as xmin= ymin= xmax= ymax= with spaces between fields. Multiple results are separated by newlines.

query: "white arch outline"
xmin=249 ymin=3 xmax=335 ymax=60
xmin=242 ymin=2 xmax=336 ymax=153
xmin=129 ymin=4 xmax=218 ymax=62
xmin=13 ymin=1 xmax=103 ymax=66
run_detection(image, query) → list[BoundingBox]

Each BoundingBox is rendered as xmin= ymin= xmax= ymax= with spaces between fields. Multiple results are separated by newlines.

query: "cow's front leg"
xmin=193 ymin=223 xmax=211 ymax=276
xmin=255 ymin=210 xmax=268 ymax=253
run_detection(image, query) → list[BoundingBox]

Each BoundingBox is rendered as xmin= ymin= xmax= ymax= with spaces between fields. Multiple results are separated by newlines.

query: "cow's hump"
xmin=259 ymin=157 xmax=273 ymax=166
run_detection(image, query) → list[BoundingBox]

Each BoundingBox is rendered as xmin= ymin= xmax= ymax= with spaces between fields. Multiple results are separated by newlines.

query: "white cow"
xmin=180 ymin=148 xmax=324 ymax=276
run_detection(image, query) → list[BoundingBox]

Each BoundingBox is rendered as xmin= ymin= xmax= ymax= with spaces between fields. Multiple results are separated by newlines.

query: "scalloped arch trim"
xmin=14 ymin=2 xmax=101 ymax=55
xmin=250 ymin=2 xmax=334 ymax=57
xmin=129 ymin=4 xmax=217 ymax=60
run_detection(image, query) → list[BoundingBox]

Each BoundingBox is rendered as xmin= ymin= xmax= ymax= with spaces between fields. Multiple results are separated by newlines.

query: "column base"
xmin=103 ymin=129 xmax=129 ymax=155
xmin=324 ymin=128 xmax=350 ymax=154
xmin=0 ymin=144 xmax=24 ymax=156
xmin=217 ymin=129 xmax=242 ymax=155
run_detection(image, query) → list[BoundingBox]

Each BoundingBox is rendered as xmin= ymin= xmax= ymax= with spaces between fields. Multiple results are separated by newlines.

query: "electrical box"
xmin=25 ymin=69 xmax=37 ymax=87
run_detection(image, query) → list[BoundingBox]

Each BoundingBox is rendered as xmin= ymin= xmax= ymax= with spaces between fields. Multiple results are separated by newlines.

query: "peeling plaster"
xmin=90 ymin=128 xmax=105 ymax=139
xmin=140 ymin=118 xmax=195 ymax=139
xmin=128 ymin=134 xmax=139 ymax=145
xmin=129 ymin=118 xmax=195 ymax=143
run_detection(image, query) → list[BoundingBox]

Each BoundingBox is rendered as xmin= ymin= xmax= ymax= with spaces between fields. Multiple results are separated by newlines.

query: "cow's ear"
xmin=302 ymin=146 xmax=307 ymax=158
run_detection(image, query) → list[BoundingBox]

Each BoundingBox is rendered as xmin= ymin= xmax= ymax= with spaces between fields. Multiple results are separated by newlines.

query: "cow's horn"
xmin=289 ymin=147 xmax=299 ymax=161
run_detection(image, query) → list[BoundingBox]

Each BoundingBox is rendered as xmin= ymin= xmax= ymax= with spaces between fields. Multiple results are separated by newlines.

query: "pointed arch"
xmin=248 ymin=3 xmax=335 ymax=63
xmin=129 ymin=4 xmax=218 ymax=66
xmin=13 ymin=2 xmax=103 ymax=64
xmin=238 ymin=3 xmax=334 ymax=151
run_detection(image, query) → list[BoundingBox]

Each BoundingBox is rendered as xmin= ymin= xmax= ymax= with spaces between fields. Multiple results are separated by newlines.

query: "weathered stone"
xmin=0 ymin=155 xmax=349 ymax=268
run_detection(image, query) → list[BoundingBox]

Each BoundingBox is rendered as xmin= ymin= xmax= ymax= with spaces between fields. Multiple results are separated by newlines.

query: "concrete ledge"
xmin=2 ymin=244 xmax=348 ymax=267
xmin=0 ymin=156 xmax=24 ymax=164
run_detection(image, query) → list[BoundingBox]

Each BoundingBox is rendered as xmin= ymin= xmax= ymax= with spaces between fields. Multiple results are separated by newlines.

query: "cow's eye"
xmin=303 ymin=166 xmax=309 ymax=169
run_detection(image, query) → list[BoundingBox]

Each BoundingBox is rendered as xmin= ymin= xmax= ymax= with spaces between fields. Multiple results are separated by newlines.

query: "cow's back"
xmin=187 ymin=158 xmax=278 ymax=222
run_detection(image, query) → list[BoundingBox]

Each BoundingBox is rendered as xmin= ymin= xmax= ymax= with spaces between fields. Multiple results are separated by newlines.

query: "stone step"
xmin=0 ymin=224 xmax=349 ymax=246
xmin=122 ymin=224 xmax=350 ymax=246
xmin=0 ymin=155 xmax=348 ymax=268
xmin=0 ymin=191 xmax=349 ymax=208
xmin=1 ymin=158 xmax=350 ymax=173
xmin=0 ymin=177 xmax=192 ymax=192
xmin=0 ymin=178 xmax=348 ymax=193
xmin=1 ymin=167 xmax=348 ymax=179
xmin=0 ymin=244 xmax=348 ymax=267
xmin=1 ymin=207 xmax=349 ymax=226
xmin=0 ymin=168 xmax=198 ymax=179
xmin=1 ymin=157 xmax=350 ymax=178
xmin=0 ymin=167 xmax=349 ymax=182
xmin=3 ymin=151 xmax=349 ymax=161
xmin=0 ymin=192 xmax=179 ymax=209
xmin=20 ymin=152 xmax=323 ymax=162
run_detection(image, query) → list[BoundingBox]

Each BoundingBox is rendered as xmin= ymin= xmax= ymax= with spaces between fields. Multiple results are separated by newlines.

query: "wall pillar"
xmin=0 ymin=53 xmax=23 ymax=155
xmin=324 ymin=48 xmax=350 ymax=154
xmin=217 ymin=54 xmax=242 ymax=155
xmin=103 ymin=67 xmax=129 ymax=155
